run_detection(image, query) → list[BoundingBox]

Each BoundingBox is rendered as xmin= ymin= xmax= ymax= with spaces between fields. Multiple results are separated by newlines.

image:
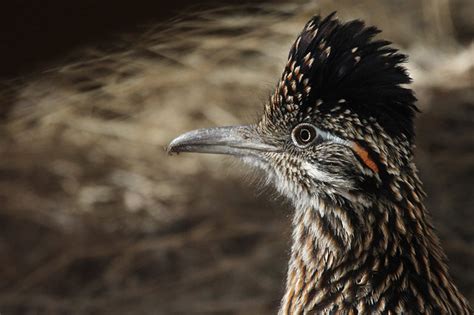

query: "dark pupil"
xmin=299 ymin=128 xmax=312 ymax=142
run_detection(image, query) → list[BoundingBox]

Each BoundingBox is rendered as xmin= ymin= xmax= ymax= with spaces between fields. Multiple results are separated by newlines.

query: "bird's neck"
xmin=279 ymin=174 xmax=471 ymax=314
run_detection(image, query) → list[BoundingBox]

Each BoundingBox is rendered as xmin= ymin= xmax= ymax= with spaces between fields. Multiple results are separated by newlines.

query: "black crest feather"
xmin=276 ymin=12 xmax=418 ymax=142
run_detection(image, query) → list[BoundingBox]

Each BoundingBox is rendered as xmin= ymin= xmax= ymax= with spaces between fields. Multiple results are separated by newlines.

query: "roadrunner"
xmin=168 ymin=13 xmax=472 ymax=314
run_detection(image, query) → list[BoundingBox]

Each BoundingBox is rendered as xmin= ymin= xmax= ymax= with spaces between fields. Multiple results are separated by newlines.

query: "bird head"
xmin=168 ymin=13 xmax=417 ymax=212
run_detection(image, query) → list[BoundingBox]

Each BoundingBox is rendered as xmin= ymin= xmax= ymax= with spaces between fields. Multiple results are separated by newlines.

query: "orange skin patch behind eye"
xmin=352 ymin=143 xmax=379 ymax=173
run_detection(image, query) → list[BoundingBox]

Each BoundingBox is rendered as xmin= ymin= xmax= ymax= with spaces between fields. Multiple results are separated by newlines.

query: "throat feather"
xmin=280 ymin=196 xmax=471 ymax=314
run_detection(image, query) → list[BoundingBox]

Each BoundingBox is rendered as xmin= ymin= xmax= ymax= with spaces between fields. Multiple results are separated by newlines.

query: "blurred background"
xmin=0 ymin=0 xmax=473 ymax=314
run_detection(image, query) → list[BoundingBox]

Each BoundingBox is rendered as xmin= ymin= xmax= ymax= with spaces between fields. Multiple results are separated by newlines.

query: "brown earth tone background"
xmin=0 ymin=0 xmax=473 ymax=314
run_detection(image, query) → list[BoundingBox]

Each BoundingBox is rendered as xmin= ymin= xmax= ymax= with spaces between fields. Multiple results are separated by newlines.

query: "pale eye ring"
xmin=291 ymin=123 xmax=318 ymax=148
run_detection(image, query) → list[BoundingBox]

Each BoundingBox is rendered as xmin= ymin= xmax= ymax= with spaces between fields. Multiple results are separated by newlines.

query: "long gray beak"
xmin=167 ymin=125 xmax=279 ymax=156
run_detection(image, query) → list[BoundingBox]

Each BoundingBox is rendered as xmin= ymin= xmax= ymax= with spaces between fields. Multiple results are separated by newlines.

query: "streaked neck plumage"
xmin=279 ymin=165 xmax=471 ymax=314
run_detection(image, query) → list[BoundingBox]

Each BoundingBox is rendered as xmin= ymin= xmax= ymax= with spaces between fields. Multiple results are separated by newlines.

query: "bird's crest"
xmin=271 ymin=12 xmax=418 ymax=142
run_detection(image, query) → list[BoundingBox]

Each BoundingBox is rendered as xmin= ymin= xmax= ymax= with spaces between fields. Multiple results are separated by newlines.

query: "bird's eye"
xmin=291 ymin=123 xmax=318 ymax=148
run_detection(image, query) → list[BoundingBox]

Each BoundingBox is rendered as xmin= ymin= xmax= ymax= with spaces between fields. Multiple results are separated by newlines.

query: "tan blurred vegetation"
xmin=0 ymin=1 xmax=473 ymax=314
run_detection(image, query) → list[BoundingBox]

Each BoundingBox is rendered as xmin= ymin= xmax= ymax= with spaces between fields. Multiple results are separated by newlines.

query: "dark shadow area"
xmin=0 ymin=0 xmax=261 ymax=79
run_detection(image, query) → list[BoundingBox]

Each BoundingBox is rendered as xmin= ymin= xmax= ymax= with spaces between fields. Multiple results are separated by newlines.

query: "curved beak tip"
xmin=165 ymin=144 xmax=176 ymax=155
xmin=167 ymin=131 xmax=199 ymax=155
xmin=166 ymin=139 xmax=183 ymax=155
